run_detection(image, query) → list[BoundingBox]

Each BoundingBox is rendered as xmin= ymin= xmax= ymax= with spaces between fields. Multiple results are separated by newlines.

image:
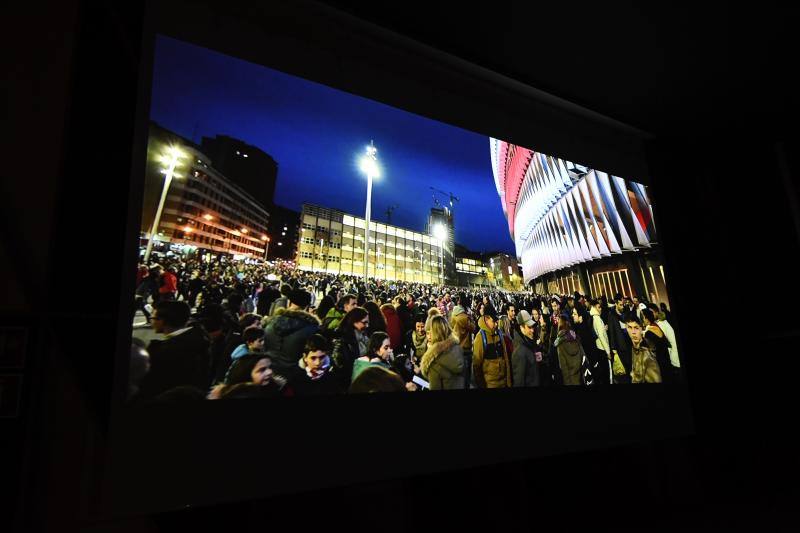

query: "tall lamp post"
xmin=144 ymin=145 xmax=185 ymax=263
xmin=359 ymin=141 xmax=379 ymax=284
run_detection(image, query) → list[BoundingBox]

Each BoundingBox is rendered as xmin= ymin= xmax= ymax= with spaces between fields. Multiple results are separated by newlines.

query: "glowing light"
xmin=261 ymin=235 xmax=269 ymax=241
xmin=184 ymin=226 xmax=193 ymax=233
xmin=433 ymin=224 xmax=447 ymax=242
xmin=240 ymin=228 xmax=248 ymax=233
xmin=203 ymin=214 xmax=213 ymax=220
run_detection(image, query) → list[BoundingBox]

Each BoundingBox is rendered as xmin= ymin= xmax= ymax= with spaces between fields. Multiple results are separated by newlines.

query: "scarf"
xmin=355 ymin=330 xmax=369 ymax=356
xmin=306 ymin=356 xmax=331 ymax=381
xmin=412 ymin=331 xmax=428 ymax=354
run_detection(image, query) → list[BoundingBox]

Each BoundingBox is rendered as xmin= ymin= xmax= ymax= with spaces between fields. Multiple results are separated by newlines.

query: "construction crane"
xmin=431 ymin=187 xmax=459 ymax=210
xmin=385 ymin=204 xmax=398 ymax=224
xmin=429 ymin=187 xmax=460 ymax=215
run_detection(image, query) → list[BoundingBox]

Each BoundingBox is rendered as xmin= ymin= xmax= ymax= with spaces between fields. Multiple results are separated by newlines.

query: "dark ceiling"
xmin=320 ymin=2 xmax=797 ymax=139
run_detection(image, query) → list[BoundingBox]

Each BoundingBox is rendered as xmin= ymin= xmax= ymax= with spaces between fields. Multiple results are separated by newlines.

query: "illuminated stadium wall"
xmin=490 ymin=139 xmax=667 ymax=302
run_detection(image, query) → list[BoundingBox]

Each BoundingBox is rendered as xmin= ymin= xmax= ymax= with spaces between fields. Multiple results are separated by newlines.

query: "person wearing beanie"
xmin=262 ymin=288 xmax=321 ymax=380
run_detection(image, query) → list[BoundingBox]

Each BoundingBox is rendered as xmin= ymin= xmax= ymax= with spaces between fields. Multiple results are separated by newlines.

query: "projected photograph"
xmin=127 ymin=35 xmax=682 ymax=403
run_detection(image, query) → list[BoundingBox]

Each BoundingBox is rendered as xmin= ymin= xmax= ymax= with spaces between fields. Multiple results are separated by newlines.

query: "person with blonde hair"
xmin=420 ymin=315 xmax=465 ymax=390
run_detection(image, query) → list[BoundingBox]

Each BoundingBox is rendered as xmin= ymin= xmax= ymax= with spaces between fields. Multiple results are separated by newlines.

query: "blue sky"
xmin=149 ymin=35 xmax=515 ymax=254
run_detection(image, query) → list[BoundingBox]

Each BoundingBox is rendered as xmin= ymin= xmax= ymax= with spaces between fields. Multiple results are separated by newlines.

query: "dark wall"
xmin=4 ymin=1 xmax=799 ymax=532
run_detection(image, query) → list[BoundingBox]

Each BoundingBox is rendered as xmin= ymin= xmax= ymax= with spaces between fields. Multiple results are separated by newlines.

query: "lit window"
xmin=236 ymin=151 xmax=240 ymax=155
xmin=281 ymin=232 xmax=286 ymax=236
xmin=278 ymin=242 xmax=283 ymax=246
xmin=243 ymin=154 xmax=248 ymax=158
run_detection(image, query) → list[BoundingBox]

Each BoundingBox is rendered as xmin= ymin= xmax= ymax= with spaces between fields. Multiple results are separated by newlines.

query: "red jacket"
xmin=159 ymin=271 xmax=178 ymax=294
xmin=381 ymin=305 xmax=403 ymax=350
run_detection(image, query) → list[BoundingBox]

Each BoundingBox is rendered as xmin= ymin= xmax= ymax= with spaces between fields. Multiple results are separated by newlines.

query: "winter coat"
xmin=421 ymin=337 xmax=465 ymax=390
xmin=262 ymin=307 xmax=321 ymax=375
xmin=590 ymin=307 xmax=611 ymax=356
xmin=257 ymin=286 xmax=281 ymax=316
xmin=645 ymin=326 xmax=672 ymax=383
xmin=332 ymin=330 xmax=367 ymax=387
xmin=607 ymin=309 xmax=632 ymax=374
xmin=321 ymin=307 xmax=345 ymax=332
xmin=630 ymin=342 xmax=662 ymax=383
xmin=139 ymin=326 xmax=211 ymax=400
xmin=512 ymin=333 xmax=540 ymax=387
xmin=471 ymin=315 xmax=511 ymax=388
xmin=288 ymin=365 xmax=342 ymax=396
xmin=449 ymin=306 xmax=474 ymax=352
xmin=498 ymin=315 xmax=516 ymax=341
xmin=269 ymin=296 xmax=289 ymax=317
xmin=230 ymin=343 xmax=250 ymax=360
xmin=381 ymin=306 xmax=404 ymax=350
xmin=158 ymin=271 xmax=178 ymax=295
xmin=657 ymin=319 xmax=680 ymax=368
xmin=554 ymin=329 xmax=584 ymax=386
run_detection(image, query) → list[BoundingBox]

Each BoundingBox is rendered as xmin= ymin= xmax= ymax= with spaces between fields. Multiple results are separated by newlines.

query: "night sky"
xmin=149 ymin=35 xmax=516 ymax=255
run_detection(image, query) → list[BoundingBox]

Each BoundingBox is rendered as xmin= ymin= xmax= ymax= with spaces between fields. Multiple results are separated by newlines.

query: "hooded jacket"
xmin=554 ymin=329 xmax=584 ymax=386
xmin=381 ymin=305 xmax=404 ymax=349
xmin=471 ymin=316 xmax=511 ymax=388
xmin=421 ymin=337 xmax=465 ymax=390
xmin=263 ymin=307 xmax=321 ymax=374
xmin=511 ymin=331 xmax=540 ymax=387
xmin=449 ymin=305 xmax=474 ymax=352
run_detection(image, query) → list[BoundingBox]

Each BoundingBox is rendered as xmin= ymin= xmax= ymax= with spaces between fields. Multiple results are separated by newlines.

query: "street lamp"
xmin=433 ymin=224 xmax=447 ymax=286
xmin=359 ymin=141 xmax=380 ymax=283
xmin=144 ymin=145 xmax=185 ymax=263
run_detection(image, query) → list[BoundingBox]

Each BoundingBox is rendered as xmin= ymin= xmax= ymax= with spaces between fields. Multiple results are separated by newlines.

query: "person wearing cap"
xmin=262 ymin=288 xmax=321 ymax=380
xmin=511 ymin=310 xmax=540 ymax=387
xmin=471 ymin=312 xmax=512 ymax=388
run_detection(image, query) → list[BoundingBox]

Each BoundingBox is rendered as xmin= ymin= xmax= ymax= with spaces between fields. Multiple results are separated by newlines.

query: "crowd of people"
xmin=128 ymin=254 xmax=682 ymax=403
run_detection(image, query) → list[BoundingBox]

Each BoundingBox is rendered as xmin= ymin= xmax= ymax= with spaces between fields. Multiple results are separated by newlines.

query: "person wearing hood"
xmin=553 ymin=314 xmax=586 ymax=385
xmin=261 ymin=288 xmax=321 ymax=380
xmin=420 ymin=315 xmax=465 ymax=390
xmin=472 ymin=313 xmax=512 ymax=388
xmin=512 ymin=311 xmax=540 ymax=387
xmin=449 ymin=300 xmax=475 ymax=389
xmin=290 ymin=334 xmax=341 ymax=396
